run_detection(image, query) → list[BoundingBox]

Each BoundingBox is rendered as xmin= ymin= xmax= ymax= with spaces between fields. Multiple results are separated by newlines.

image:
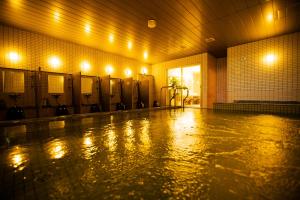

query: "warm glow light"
xmin=84 ymin=137 xmax=92 ymax=146
xmin=85 ymin=24 xmax=91 ymax=33
xmin=127 ymin=41 xmax=132 ymax=50
xmin=10 ymin=0 xmax=22 ymax=8
xmin=266 ymin=13 xmax=273 ymax=22
xmin=264 ymin=54 xmax=277 ymax=65
xmin=125 ymin=69 xmax=132 ymax=76
xmin=46 ymin=140 xmax=68 ymax=159
xmin=109 ymin=34 xmax=114 ymax=43
xmin=106 ymin=65 xmax=113 ymax=74
xmin=81 ymin=60 xmax=91 ymax=72
xmin=8 ymin=146 xmax=29 ymax=171
xmin=48 ymin=56 xmax=61 ymax=68
xmin=141 ymin=67 xmax=148 ymax=75
xmin=143 ymin=51 xmax=148 ymax=60
xmin=7 ymin=51 xmax=21 ymax=63
xmin=53 ymin=11 xmax=60 ymax=21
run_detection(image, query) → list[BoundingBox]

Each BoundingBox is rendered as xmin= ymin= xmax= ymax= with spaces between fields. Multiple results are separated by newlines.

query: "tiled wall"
xmin=214 ymin=103 xmax=300 ymax=115
xmin=227 ymin=32 xmax=300 ymax=102
xmin=0 ymin=24 xmax=150 ymax=78
xmin=216 ymin=57 xmax=227 ymax=103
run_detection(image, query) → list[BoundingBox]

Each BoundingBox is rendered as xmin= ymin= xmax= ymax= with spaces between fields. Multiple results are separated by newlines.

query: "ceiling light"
xmin=148 ymin=19 xmax=157 ymax=28
xmin=143 ymin=51 xmax=148 ymax=60
xmin=53 ymin=11 xmax=60 ymax=21
xmin=205 ymin=37 xmax=215 ymax=43
xmin=109 ymin=34 xmax=114 ymax=43
xmin=127 ymin=41 xmax=132 ymax=50
xmin=85 ymin=24 xmax=91 ymax=33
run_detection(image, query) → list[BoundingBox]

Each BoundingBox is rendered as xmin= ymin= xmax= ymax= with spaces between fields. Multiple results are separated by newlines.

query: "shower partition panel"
xmin=100 ymin=75 xmax=122 ymax=112
xmin=38 ymin=70 xmax=73 ymax=117
xmin=72 ymin=72 xmax=100 ymax=114
xmin=122 ymin=77 xmax=138 ymax=110
xmin=0 ymin=67 xmax=37 ymax=120
xmin=100 ymin=75 xmax=110 ymax=112
xmin=110 ymin=78 xmax=122 ymax=111
xmin=138 ymin=74 xmax=154 ymax=108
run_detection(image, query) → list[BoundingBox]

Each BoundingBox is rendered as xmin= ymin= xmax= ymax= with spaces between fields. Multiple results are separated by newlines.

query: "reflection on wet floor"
xmin=45 ymin=139 xmax=68 ymax=159
xmin=7 ymin=146 xmax=29 ymax=172
xmin=0 ymin=109 xmax=300 ymax=199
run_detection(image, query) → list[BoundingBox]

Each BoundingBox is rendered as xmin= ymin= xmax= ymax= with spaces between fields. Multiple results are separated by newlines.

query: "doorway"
xmin=167 ymin=65 xmax=201 ymax=108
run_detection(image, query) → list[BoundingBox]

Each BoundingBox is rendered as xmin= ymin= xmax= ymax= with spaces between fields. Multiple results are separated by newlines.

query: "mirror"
xmin=3 ymin=71 xmax=25 ymax=93
xmin=48 ymin=75 xmax=64 ymax=93
xmin=81 ymin=77 xmax=93 ymax=94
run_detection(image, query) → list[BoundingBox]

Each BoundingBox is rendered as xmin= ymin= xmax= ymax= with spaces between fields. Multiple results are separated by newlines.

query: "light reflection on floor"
xmin=1 ymin=109 xmax=300 ymax=199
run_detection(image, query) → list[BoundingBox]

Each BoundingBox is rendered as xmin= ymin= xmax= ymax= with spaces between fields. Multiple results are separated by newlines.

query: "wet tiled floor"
xmin=1 ymin=109 xmax=300 ymax=199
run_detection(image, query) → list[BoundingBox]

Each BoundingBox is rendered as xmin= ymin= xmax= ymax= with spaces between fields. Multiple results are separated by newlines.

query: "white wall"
xmin=227 ymin=32 xmax=300 ymax=102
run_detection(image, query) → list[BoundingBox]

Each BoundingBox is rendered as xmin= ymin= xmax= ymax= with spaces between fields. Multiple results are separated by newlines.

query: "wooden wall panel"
xmin=100 ymin=76 xmax=110 ymax=112
xmin=122 ymin=78 xmax=133 ymax=109
xmin=216 ymin=57 xmax=227 ymax=103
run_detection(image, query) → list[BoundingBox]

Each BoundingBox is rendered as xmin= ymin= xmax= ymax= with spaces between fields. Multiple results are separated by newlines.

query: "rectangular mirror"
xmin=81 ymin=77 xmax=93 ymax=94
xmin=3 ymin=71 xmax=25 ymax=93
xmin=48 ymin=75 xmax=64 ymax=93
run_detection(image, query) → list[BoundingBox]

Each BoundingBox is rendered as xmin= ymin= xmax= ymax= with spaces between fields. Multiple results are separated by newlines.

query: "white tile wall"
xmin=227 ymin=32 xmax=300 ymax=102
xmin=0 ymin=24 xmax=150 ymax=78
xmin=216 ymin=57 xmax=227 ymax=103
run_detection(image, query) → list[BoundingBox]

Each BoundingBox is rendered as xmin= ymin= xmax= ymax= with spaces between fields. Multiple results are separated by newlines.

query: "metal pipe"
xmin=160 ymin=86 xmax=174 ymax=107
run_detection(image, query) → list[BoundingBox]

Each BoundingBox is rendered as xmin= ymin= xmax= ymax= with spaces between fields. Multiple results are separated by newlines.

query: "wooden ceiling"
xmin=0 ymin=0 xmax=300 ymax=64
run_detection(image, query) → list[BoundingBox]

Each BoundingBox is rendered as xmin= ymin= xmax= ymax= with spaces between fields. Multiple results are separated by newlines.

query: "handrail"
xmin=175 ymin=86 xmax=189 ymax=108
xmin=169 ymin=89 xmax=176 ymax=106
xmin=160 ymin=86 xmax=174 ymax=107
xmin=160 ymin=85 xmax=189 ymax=108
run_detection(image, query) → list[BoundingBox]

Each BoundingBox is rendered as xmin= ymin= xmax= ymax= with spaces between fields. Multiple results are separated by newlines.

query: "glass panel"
xmin=48 ymin=75 xmax=64 ymax=94
xmin=81 ymin=77 xmax=93 ymax=94
xmin=110 ymin=79 xmax=120 ymax=96
xmin=182 ymin=65 xmax=201 ymax=107
xmin=167 ymin=68 xmax=182 ymax=106
xmin=3 ymin=71 xmax=25 ymax=93
xmin=167 ymin=68 xmax=181 ymax=86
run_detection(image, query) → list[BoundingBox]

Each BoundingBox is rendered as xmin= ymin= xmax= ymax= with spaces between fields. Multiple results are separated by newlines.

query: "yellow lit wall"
xmin=0 ymin=25 xmax=150 ymax=78
xmin=152 ymin=53 xmax=217 ymax=108
xmin=216 ymin=57 xmax=227 ymax=103
xmin=227 ymin=32 xmax=300 ymax=102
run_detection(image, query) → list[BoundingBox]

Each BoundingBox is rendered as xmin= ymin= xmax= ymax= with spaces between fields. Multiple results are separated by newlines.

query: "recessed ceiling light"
xmin=148 ymin=19 xmax=157 ymax=28
xmin=143 ymin=51 xmax=148 ymax=60
xmin=53 ymin=11 xmax=60 ymax=21
xmin=109 ymin=34 xmax=114 ymax=43
xmin=205 ymin=37 xmax=215 ymax=43
xmin=128 ymin=41 xmax=132 ymax=50
xmin=85 ymin=24 xmax=91 ymax=33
